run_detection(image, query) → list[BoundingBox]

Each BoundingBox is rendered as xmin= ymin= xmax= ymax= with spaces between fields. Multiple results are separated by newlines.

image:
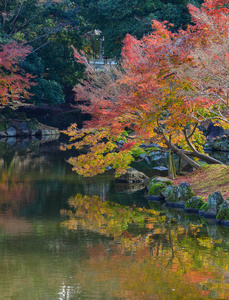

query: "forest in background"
xmin=0 ymin=0 xmax=204 ymax=107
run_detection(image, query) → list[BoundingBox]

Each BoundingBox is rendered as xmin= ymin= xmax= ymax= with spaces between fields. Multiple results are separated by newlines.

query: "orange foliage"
xmin=62 ymin=0 xmax=229 ymax=177
xmin=61 ymin=192 xmax=229 ymax=299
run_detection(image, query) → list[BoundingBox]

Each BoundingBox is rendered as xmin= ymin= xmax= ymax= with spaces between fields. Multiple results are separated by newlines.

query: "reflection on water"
xmin=0 ymin=143 xmax=229 ymax=299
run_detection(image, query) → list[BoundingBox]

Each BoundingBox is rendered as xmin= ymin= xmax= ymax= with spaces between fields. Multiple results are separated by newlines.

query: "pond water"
xmin=0 ymin=140 xmax=229 ymax=299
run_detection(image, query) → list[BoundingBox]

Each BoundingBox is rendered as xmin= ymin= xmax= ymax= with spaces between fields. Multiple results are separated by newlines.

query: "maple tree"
xmin=62 ymin=0 xmax=229 ymax=177
xmin=0 ymin=41 xmax=34 ymax=104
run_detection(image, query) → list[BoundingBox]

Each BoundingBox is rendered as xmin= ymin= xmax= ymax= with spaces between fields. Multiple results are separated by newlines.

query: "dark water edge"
xmin=0 ymin=140 xmax=229 ymax=299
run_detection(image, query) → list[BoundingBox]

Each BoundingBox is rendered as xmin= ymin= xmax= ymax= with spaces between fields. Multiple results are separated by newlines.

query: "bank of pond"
xmin=148 ymin=176 xmax=229 ymax=227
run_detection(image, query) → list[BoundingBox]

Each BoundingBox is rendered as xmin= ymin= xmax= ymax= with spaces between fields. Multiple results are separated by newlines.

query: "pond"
xmin=0 ymin=140 xmax=229 ymax=299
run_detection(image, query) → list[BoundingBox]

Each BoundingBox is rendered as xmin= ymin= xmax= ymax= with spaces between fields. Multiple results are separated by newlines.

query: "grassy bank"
xmin=173 ymin=165 xmax=229 ymax=200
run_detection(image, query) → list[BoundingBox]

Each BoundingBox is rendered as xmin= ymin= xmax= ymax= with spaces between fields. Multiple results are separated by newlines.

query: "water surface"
xmin=0 ymin=141 xmax=229 ymax=299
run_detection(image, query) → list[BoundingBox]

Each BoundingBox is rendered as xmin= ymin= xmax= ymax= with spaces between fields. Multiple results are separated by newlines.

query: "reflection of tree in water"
xmin=0 ymin=148 xmax=83 ymax=216
xmin=61 ymin=193 xmax=229 ymax=299
xmin=61 ymin=193 xmax=159 ymax=252
xmin=0 ymin=151 xmax=35 ymax=213
xmin=2 ymin=149 xmax=15 ymax=172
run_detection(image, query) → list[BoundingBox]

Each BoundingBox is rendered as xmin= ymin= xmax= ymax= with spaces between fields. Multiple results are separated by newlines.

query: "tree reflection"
xmin=61 ymin=193 xmax=229 ymax=299
xmin=61 ymin=193 xmax=159 ymax=252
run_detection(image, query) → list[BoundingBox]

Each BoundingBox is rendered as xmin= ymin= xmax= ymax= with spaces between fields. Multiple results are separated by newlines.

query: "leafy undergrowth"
xmin=173 ymin=165 xmax=229 ymax=201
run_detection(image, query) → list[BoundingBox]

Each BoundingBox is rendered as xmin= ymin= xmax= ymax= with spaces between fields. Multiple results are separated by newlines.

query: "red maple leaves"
xmin=63 ymin=0 xmax=229 ymax=176
xmin=0 ymin=41 xmax=34 ymax=105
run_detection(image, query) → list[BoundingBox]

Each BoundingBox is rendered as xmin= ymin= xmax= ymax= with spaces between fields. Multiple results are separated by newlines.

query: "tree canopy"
xmin=79 ymin=0 xmax=204 ymax=57
xmin=62 ymin=0 xmax=229 ymax=177
xmin=0 ymin=0 xmax=206 ymax=106
xmin=0 ymin=0 xmax=86 ymax=105
xmin=0 ymin=41 xmax=34 ymax=105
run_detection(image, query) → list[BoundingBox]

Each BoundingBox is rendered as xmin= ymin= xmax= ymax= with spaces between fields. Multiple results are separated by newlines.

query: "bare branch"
xmin=10 ymin=0 xmax=25 ymax=27
xmin=10 ymin=2 xmax=52 ymax=34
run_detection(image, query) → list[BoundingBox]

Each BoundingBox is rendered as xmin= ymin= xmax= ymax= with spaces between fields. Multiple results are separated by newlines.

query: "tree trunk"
xmin=168 ymin=149 xmax=176 ymax=179
xmin=167 ymin=141 xmax=201 ymax=169
xmin=155 ymin=128 xmax=224 ymax=170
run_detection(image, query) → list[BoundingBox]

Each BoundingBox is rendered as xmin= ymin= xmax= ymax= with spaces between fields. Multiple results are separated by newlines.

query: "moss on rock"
xmin=200 ymin=202 xmax=208 ymax=212
xmin=161 ymin=185 xmax=178 ymax=202
xmin=161 ymin=182 xmax=195 ymax=203
xmin=149 ymin=182 xmax=167 ymax=196
xmin=28 ymin=118 xmax=39 ymax=130
xmin=185 ymin=196 xmax=205 ymax=209
xmin=199 ymin=191 xmax=224 ymax=217
xmin=150 ymin=177 xmax=174 ymax=186
xmin=216 ymin=200 xmax=229 ymax=221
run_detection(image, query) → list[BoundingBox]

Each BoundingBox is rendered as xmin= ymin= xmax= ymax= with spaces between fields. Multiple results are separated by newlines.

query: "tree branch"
xmin=10 ymin=2 xmax=52 ymax=34
xmin=161 ymin=130 xmax=201 ymax=169
xmin=10 ymin=0 xmax=25 ymax=28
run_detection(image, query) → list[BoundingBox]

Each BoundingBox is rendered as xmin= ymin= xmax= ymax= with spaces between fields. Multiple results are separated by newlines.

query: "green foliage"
xmin=0 ymin=0 xmax=86 ymax=105
xmin=30 ymin=78 xmax=65 ymax=105
xmin=144 ymin=147 xmax=160 ymax=151
xmin=0 ymin=123 xmax=6 ymax=131
xmin=28 ymin=118 xmax=39 ymax=130
xmin=36 ymin=31 xmax=86 ymax=88
xmin=132 ymin=147 xmax=146 ymax=158
xmin=20 ymin=53 xmax=44 ymax=76
xmin=1 ymin=107 xmax=15 ymax=119
xmin=79 ymin=0 xmax=204 ymax=58
xmin=20 ymin=52 xmax=66 ymax=105
xmin=0 ymin=25 xmax=10 ymax=44
xmin=218 ymin=209 xmax=229 ymax=221
xmin=155 ymin=4 xmax=190 ymax=31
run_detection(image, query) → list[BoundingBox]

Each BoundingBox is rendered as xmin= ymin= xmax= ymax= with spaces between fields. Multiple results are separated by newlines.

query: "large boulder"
xmin=148 ymin=176 xmax=173 ymax=189
xmin=199 ymin=191 xmax=224 ymax=218
xmin=19 ymin=122 xmax=29 ymax=135
xmin=149 ymin=182 xmax=167 ymax=196
xmin=212 ymin=136 xmax=229 ymax=151
xmin=185 ymin=196 xmax=205 ymax=213
xmin=6 ymin=126 xmax=17 ymax=137
xmin=176 ymin=182 xmax=195 ymax=200
xmin=161 ymin=185 xmax=177 ymax=198
xmin=162 ymin=182 xmax=195 ymax=207
xmin=216 ymin=200 xmax=229 ymax=225
xmin=148 ymin=177 xmax=174 ymax=200
xmin=115 ymin=167 xmax=149 ymax=183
